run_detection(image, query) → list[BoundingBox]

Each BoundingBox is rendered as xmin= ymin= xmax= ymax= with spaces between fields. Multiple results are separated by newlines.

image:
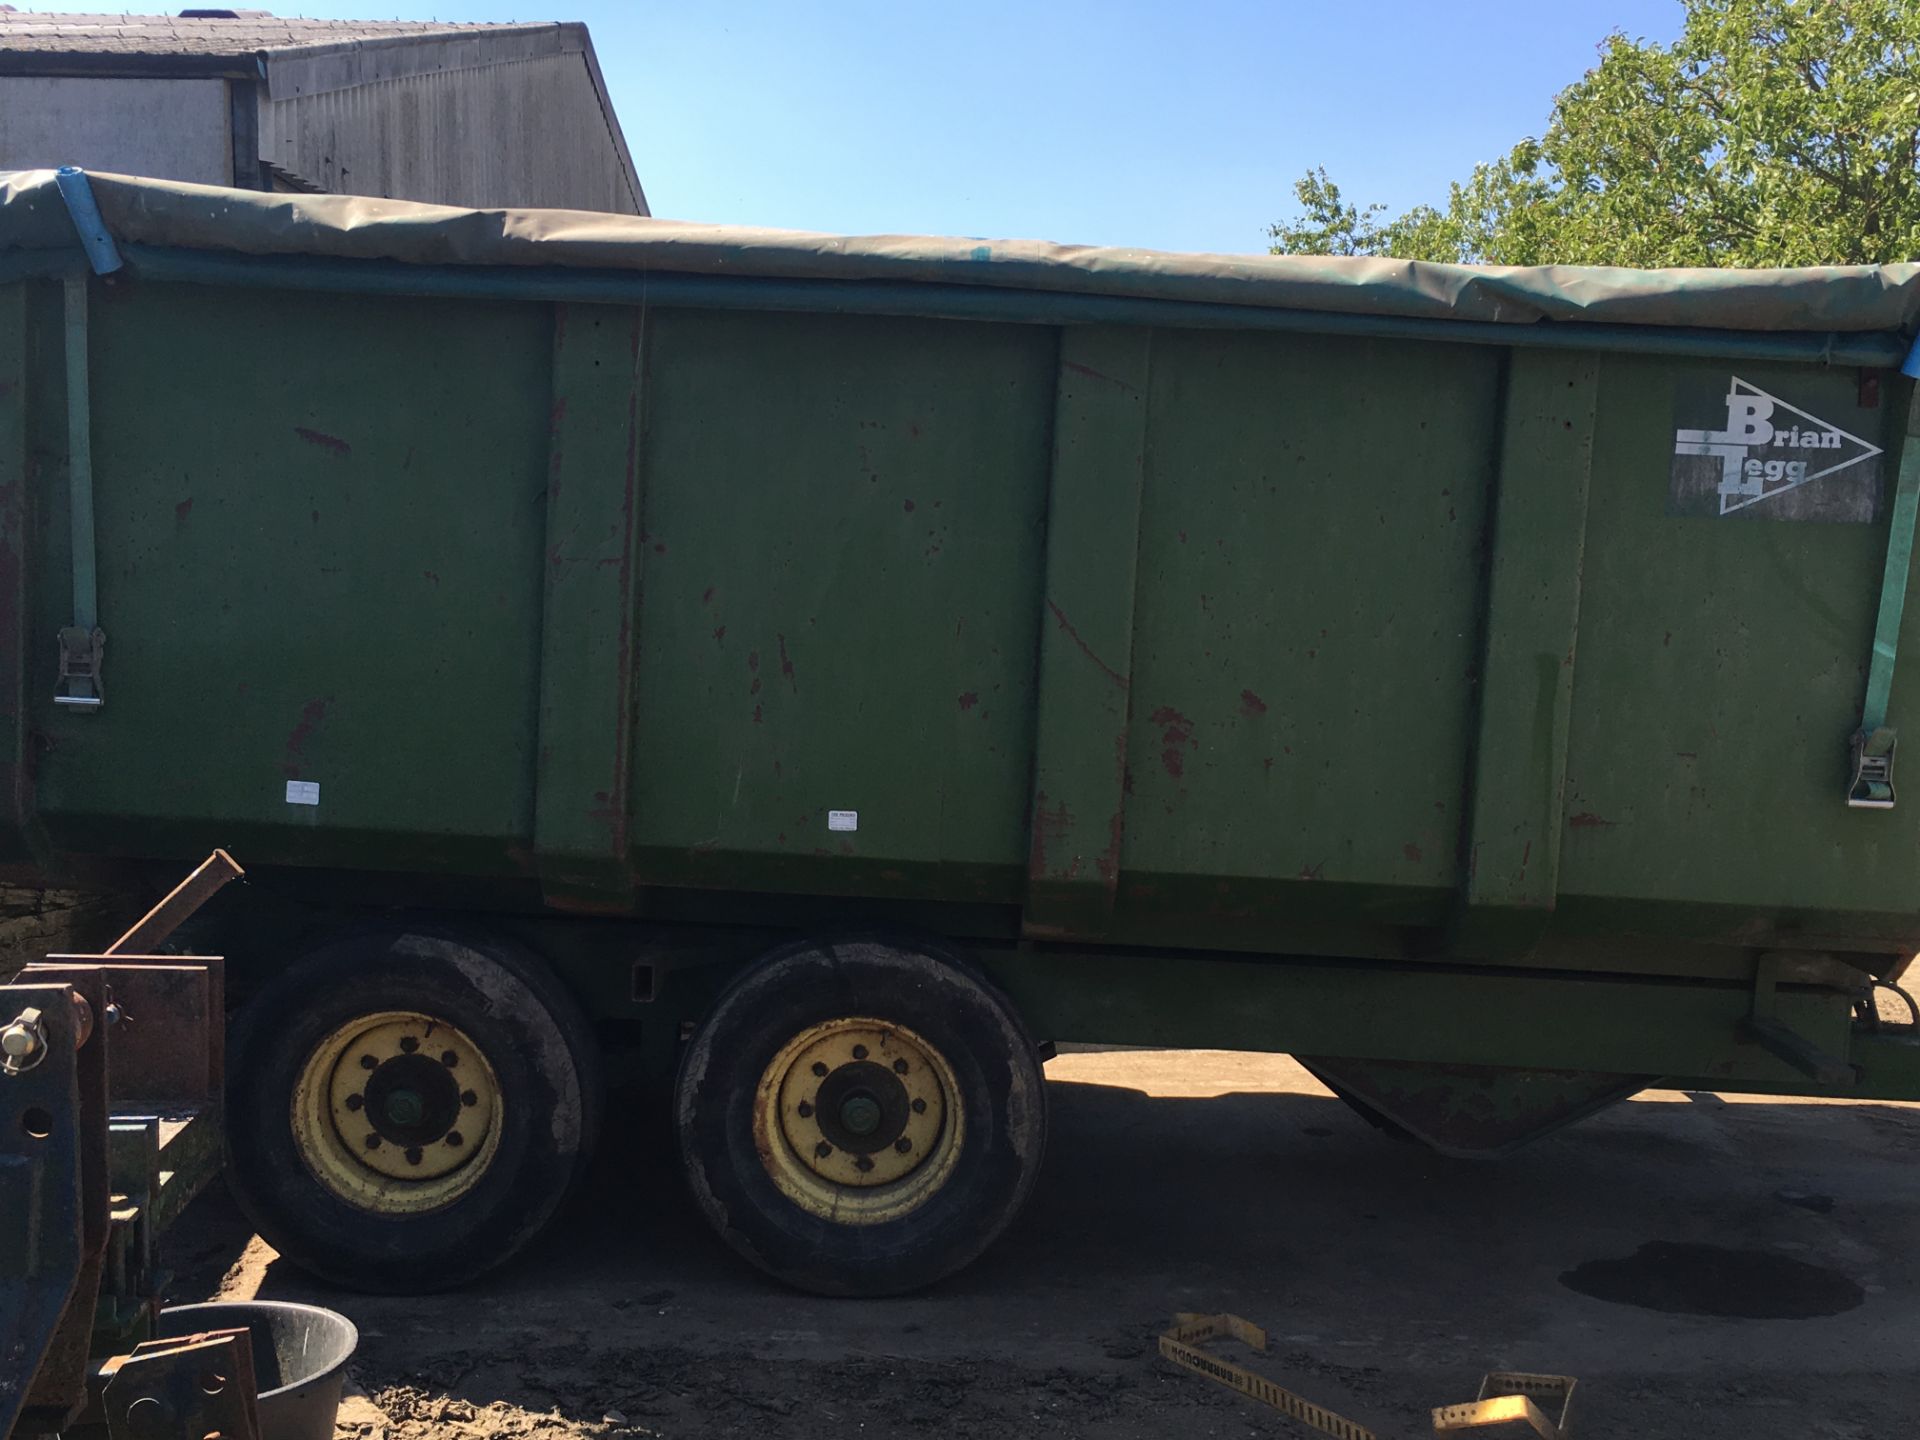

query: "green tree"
xmin=1270 ymin=0 xmax=1920 ymax=267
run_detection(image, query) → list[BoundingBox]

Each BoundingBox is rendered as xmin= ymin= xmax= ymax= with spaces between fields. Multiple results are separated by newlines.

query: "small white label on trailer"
xmin=827 ymin=810 xmax=858 ymax=832
xmin=285 ymin=780 xmax=321 ymax=806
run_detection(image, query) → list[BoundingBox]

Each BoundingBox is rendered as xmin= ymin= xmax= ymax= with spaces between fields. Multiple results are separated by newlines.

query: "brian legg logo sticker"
xmin=1671 ymin=377 xmax=1883 ymax=519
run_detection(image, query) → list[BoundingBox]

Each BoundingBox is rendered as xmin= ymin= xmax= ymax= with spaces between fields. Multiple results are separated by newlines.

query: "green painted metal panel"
xmin=1024 ymin=326 xmax=1151 ymax=938
xmin=1557 ymin=356 xmax=1919 ymax=945
xmin=4 ymin=252 xmax=1920 ymax=1108
xmin=1114 ymin=329 xmax=1499 ymax=942
xmin=623 ymin=309 xmax=1054 ymax=898
xmin=534 ymin=302 xmax=646 ymax=908
xmin=33 ymin=282 xmax=551 ymax=871
xmin=975 ymin=945 xmax=1855 ymax=1086
xmin=1452 ymin=352 xmax=1599 ymax=958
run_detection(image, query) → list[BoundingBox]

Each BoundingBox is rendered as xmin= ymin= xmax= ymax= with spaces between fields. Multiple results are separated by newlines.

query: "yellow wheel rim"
xmin=752 ymin=1017 xmax=964 ymax=1226
xmin=290 ymin=1011 xmax=502 ymax=1215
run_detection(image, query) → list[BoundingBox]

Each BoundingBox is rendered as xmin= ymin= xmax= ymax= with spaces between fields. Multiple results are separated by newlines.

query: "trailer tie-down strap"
xmin=1849 ymin=343 xmax=1920 ymax=808
xmin=51 ymin=168 xmax=122 ymax=712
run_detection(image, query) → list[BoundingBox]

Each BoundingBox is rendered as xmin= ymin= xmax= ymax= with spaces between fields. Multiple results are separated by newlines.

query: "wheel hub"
xmin=361 ymin=1051 xmax=464 ymax=1150
xmin=292 ymin=1011 xmax=501 ymax=1211
xmin=813 ymin=1061 xmax=909 ymax=1154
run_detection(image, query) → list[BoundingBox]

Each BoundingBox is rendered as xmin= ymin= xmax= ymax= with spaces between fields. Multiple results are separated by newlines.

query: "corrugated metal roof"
xmin=0 ymin=10 xmax=565 ymax=59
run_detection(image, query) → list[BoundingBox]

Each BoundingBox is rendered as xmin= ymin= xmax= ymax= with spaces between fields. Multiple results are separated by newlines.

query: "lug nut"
xmin=911 ymin=1098 xmax=927 ymax=1114
xmin=811 ymin=1061 xmax=829 ymax=1077
xmin=364 ymin=1134 xmax=382 ymax=1150
xmin=359 ymin=1054 xmax=377 ymax=1071
xmin=851 ymin=1044 xmax=869 ymax=1060
xmin=399 ymin=1036 xmax=419 ymax=1054
xmin=814 ymin=1140 xmax=833 ymax=1158
xmin=404 ymin=1147 xmax=423 ymax=1166
xmin=441 ymin=1050 xmax=459 ymax=1068
xmin=854 ymin=1155 xmax=874 ymax=1173
xmin=797 ymin=1101 xmax=814 ymax=1118
xmin=895 ymin=1137 xmax=912 ymax=1154
xmin=446 ymin=1131 xmax=464 ymax=1147
xmin=460 ymin=1089 xmax=478 ymax=1107
xmin=893 ymin=1058 xmax=909 ymax=1075
xmin=345 ymin=1094 xmax=364 ymax=1111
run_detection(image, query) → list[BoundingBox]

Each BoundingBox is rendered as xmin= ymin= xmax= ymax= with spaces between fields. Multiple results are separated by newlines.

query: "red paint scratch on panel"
xmin=1149 ymin=706 xmax=1196 ymax=779
xmin=1028 ymin=792 xmax=1074 ymax=879
xmin=1045 ymin=599 xmax=1128 ymax=690
xmin=777 ymin=634 xmax=797 ymax=689
xmin=1568 ymin=813 xmax=1616 ymax=830
xmin=1239 ymin=689 xmax=1268 ymax=716
xmin=174 ymin=498 xmax=193 ymax=524
xmin=1063 ymin=359 xmax=1138 ymax=393
xmin=957 ymin=691 xmax=979 ymax=711
xmin=293 ymin=426 xmax=350 ymax=456
xmin=282 ymin=697 xmax=332 ymax=778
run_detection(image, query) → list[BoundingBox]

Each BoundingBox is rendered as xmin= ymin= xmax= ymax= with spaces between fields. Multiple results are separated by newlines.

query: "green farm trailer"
xmin=2 ymin=168 xmax=1919 ymax=1296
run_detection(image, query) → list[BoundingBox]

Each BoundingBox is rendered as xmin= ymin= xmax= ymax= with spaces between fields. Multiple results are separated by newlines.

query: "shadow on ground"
xmin=167 ymin=1070 xmax=1920 ymax=1440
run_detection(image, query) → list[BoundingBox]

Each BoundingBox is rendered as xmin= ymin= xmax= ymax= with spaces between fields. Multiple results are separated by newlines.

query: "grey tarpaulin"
xmin=4 ymin=168 xmax=1920 ymax=336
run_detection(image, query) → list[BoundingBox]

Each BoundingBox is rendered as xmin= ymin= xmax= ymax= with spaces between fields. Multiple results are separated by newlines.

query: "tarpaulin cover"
xmin=4 ymin=168 xmax=1920 ymax=335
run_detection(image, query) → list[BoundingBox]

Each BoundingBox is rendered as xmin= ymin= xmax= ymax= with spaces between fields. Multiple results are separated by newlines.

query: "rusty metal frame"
xmin=2 ymin=852 xmax=244 ymax=1433
xmin=1 ymin=975 xmax=109 ymax=1436
xmin=99 ymin=1327 xmax=263 ymax=1440
xmin=103 ymin=849 xmax=243 ymax=957
xmin=30 ymin=961 xmax=225 ymax=1111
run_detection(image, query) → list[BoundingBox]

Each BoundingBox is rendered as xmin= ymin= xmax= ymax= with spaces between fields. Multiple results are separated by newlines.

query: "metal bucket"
xmin=157 ymin=1301 xmax=358 ymax=1440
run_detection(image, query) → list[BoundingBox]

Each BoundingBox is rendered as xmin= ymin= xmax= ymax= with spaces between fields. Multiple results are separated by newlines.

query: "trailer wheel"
xmin=675 ymin=936 xmax=1046 ymax=1296
xmin=225 ymin=926 xmax=599 ymax=1293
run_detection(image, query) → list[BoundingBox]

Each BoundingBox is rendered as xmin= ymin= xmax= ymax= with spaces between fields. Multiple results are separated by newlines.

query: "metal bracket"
xmin=1743 ymin=954 xmax=1856 ymax=1087
xmin=100 ymin=1327 xmax=263 ymax=1440
xmin=1159 ymin=1313 xmax=1379 ymax=1440
xmin=1 ymin=975 xmax=110 ymax=1437
xmin=1434 ymin=1372 xmax=1576 ymax=1439
xmin=56 ymin=625 xmax=105 ymax=710
xmin=1847 ymin=725 xmax=1895 ymax=809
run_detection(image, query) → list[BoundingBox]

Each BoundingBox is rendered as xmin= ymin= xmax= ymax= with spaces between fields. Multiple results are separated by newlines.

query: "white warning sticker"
xmin=827 ymin=810 xmax=858 ymax=832
xmin=285 ymin=780 xmax=320 ymax=806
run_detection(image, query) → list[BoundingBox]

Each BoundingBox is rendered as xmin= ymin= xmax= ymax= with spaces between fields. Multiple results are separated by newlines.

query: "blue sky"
xmin=44 ymin=1 xmax=1688 ymax=253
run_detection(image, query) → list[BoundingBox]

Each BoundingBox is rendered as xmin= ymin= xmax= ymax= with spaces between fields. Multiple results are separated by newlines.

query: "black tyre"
xmin=675 ymin=934 xmax=1048 ymax=1296
xmin=225 ymin=924 xmax=601 ymax=1293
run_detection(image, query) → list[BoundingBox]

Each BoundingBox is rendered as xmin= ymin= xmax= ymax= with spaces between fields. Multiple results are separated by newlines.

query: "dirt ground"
xmin=169 ymin=1050 xmax=1920 ymax=1440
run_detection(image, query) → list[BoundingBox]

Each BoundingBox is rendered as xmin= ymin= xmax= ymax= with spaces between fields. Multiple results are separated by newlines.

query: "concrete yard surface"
xmin=170 ymin=1050 xmax=1920 ymax=1439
